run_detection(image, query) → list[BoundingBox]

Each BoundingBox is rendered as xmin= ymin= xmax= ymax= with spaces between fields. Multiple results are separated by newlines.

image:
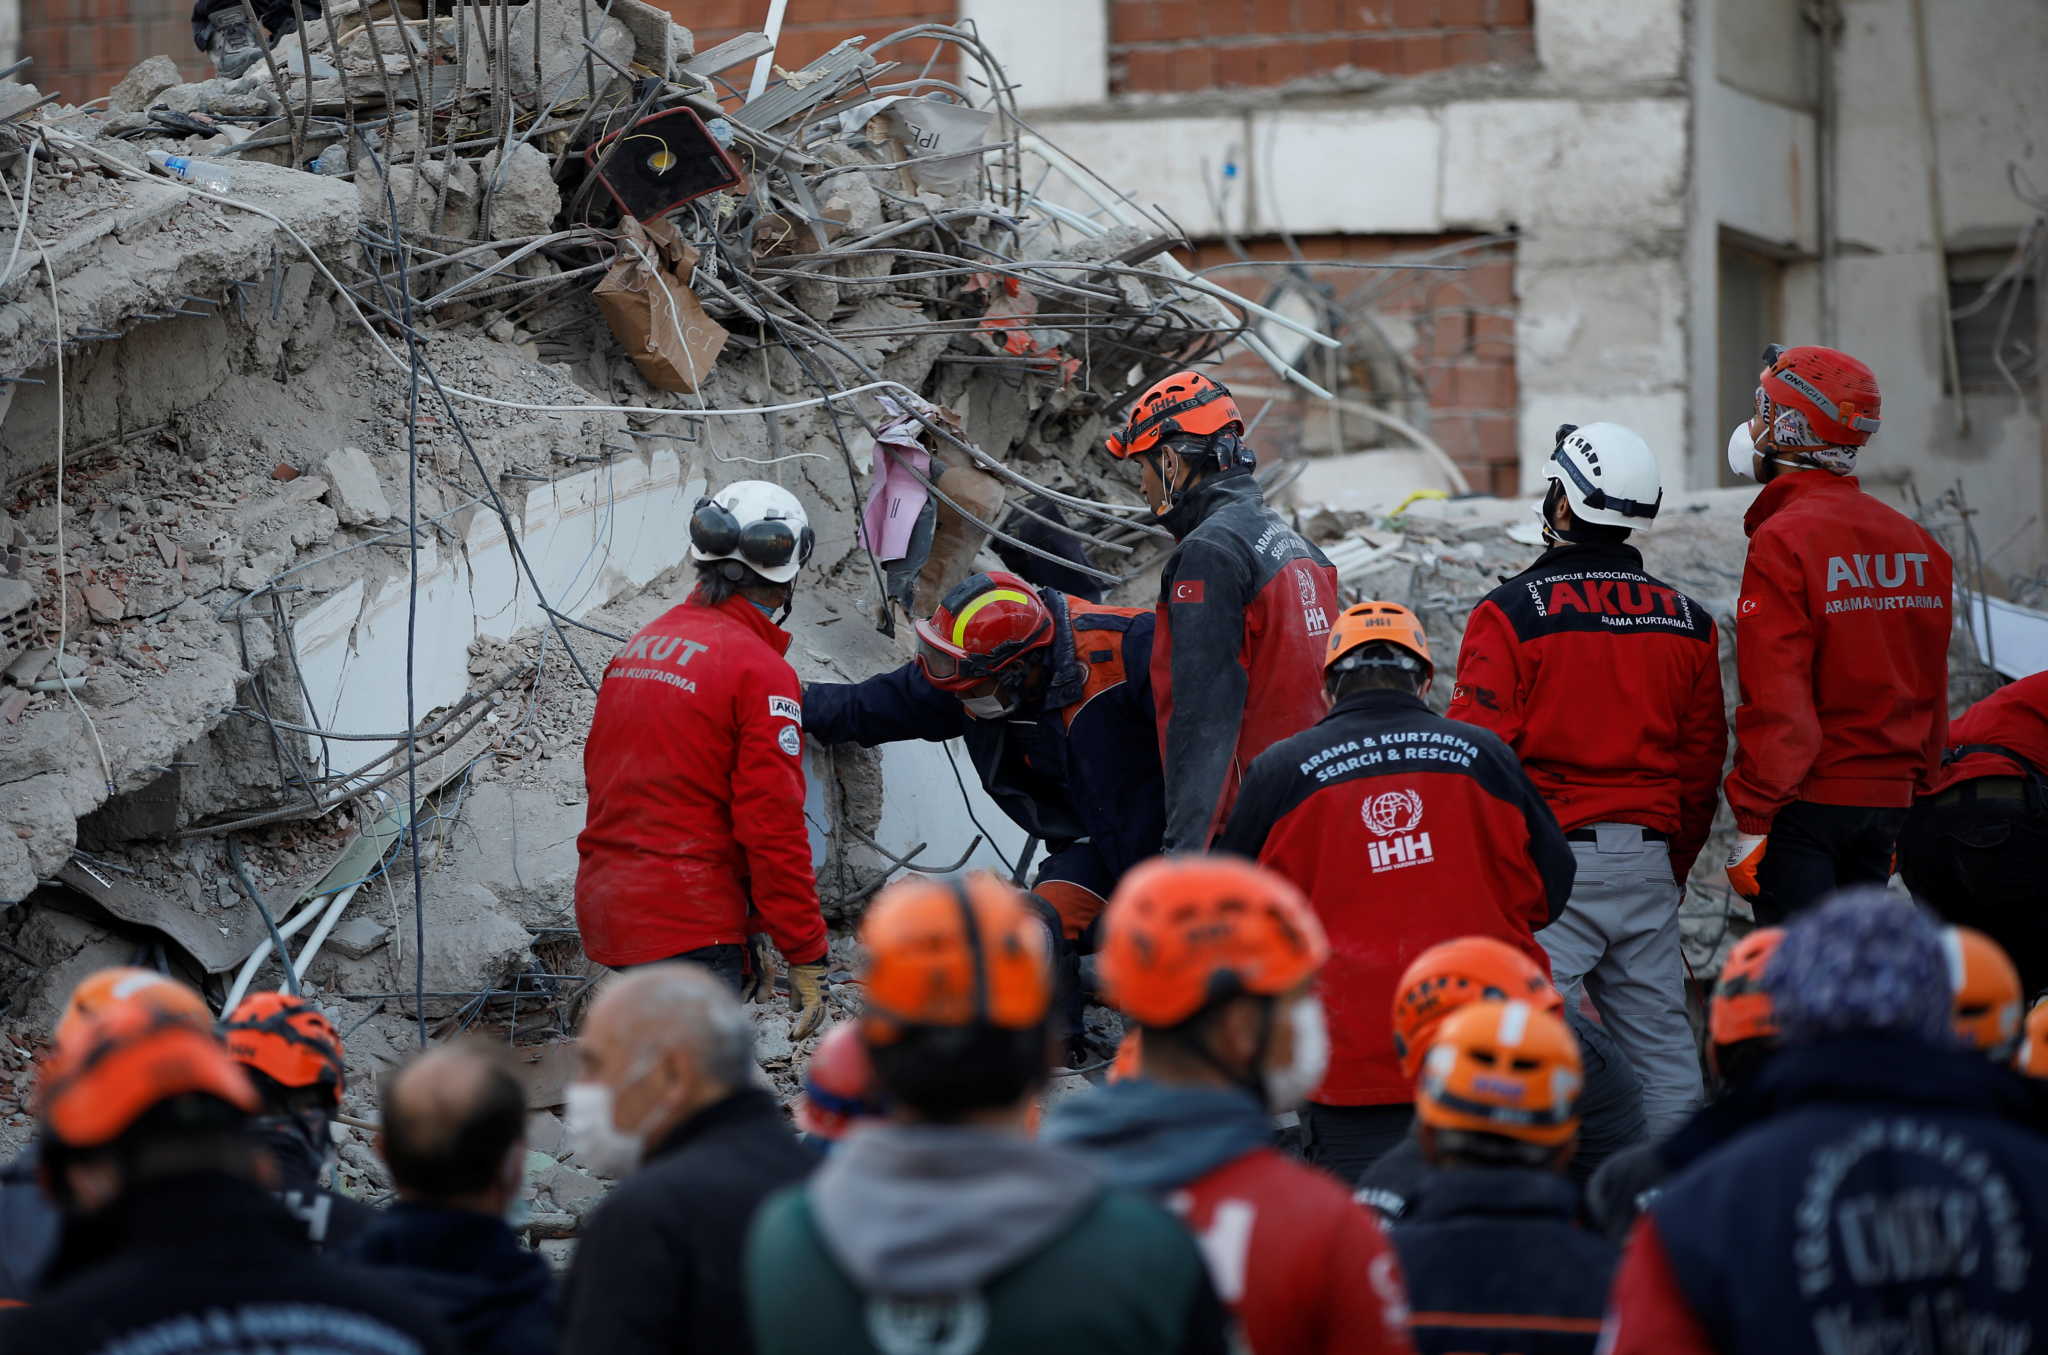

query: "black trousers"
xmin=1299 ymin=1102 xmax=1414 ymax=1182
xmin=649 ymin=943 xmax=746 ymax=993
xmin=1899 ymin=783 xmax=2048 ymax=996
xmin=1752 ymin=800 xmax=1909 ymax=926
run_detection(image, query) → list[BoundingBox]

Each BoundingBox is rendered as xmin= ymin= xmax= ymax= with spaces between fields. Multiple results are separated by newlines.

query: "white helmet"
xmin=688 ymin=480 xmax=814 ymax=584
xmin=1543 ymin=422 xmax=1663 ymax=531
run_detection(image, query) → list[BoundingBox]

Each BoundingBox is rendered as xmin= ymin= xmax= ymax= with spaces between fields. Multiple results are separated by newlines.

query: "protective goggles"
xmin=690 ymin=497 xmax=810 ymax=570
xmin=1546 ymin=445 xmax=1661 ymax=522
xmin=912 ymin=615 xmax=1049 ymax=691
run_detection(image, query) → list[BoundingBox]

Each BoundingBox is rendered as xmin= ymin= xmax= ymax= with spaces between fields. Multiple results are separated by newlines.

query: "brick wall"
xmin=677 ymin=0 xmax=952 ymax=88
xmin=1112 ymin=0 xmax=1534 ymax=94
xmin=1187 ymin=234 xmax=1520 ymax=496
xmin=19 ymin=0 xmax=203 ymax=104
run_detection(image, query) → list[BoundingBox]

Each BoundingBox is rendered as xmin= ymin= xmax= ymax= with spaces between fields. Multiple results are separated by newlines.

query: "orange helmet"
xmin=1105 ymin=370 xmax=1244 ymax=461
xmin=1709 ymin=928 xmax=1786 ymax=1049
xmin=2016 ymin=998 xmax=2048 ymax=1080
xmin=795 ymin=1022 xmax=886 ymax=1140
xmin=221 ymin=992 xmax=346 ymax=1104
xmin=56 ymin=967 xmax=210 ymax=1047
xmin=858 ymin=873 xmax=1051 ymax=1046
xmin=37 ymin=1002 xmax=257 ymax=1150
xmin=1095 ymin=855 xmax=1328 ymax=1029
xmin=1325 ymin=601 xmax=1432 ymax=683
xmin=1416 ymin=999 xmax=1582 ymax=1149
xmin=1943 ymin=927 xmax=2023 ymax=1056
xmin=1391 ymin=937 xmax=1560 ymax=1080
xmin=912 ymin=571 xmax=1054 ymax=693
xmin=1109 ymin=1029 xmax=1144 ymax=1083
xmin=1753 ymin=344 xmax=1881 ymax=453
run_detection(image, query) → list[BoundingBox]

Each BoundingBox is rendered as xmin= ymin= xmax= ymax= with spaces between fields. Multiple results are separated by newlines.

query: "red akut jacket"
xmin=1216 ymin=689 xmax=1574 ymax=1105
xmin=1450 ymin=542 xmax=1727 ymax=881
xmin=575 ymin=591 xmax=827 ymax=968
xmin=1170 ymin=1149 xmax=1415 ymax=1355
xmin=1153 ymin=474 xmax=1338 ymax=852
xmin=1926 ymin=670 xmax=2048 ymax=794
xmin=1725 ymin=473 xmax=1954 ymax=834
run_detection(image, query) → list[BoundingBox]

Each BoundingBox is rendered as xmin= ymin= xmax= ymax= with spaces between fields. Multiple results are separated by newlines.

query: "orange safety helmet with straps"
xmin=1325 ymin=601 xmax=1433 ymax=685
xmin=55 ymin=967 xmax=211 ymax=1047
xmin=37 ymin=1001 xmax=258 ymax=1150
xmin=1094 ymin=854 xmax=1328 ymax=1030
xmin=1752 ymin=344 xmax=1882 ymax=455
xmin=858 ymin=872 xmax=1052 ymax=1046
xmin=2016 ymin=997 xmax=2048 ymax=1080
xmin=1416 ymin=999 xmax=1582 ymax=1149
xmin=1708 ymin=927 xmax=1785 ymax=1049
xmin=795 ymin=1021 xmax=886 ymax=1141
xmin=1943 ymin=926 xmax=2023 ymax=1058
xmin=913 ymin=571 xmax=1054 ymax=692
xmin=1105 ymin=370 xmax=1246 ymax=463
xmin=221 ymin=992 xmax=347 ymax=1104
xmin=1390 ymin=935 xmax=1561 ymax=1080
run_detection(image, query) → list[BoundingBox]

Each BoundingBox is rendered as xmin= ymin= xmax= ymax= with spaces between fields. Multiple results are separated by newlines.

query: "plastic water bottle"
xmin=146 ymin=150 xmax=233 ymax=195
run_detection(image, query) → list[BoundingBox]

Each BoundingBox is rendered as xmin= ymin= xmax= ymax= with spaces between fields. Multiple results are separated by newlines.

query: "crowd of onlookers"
xmin=2 ymin=862 xmax=2045 ymax=1355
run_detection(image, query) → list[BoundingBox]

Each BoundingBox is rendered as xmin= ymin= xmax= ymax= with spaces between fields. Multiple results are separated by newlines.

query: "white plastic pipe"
xmin=291 ymin=883 xmax=364 ymax=986
xmin=746 ymin=0 xmax=789 ymax=104
xmin=222 ymin=894 xmax=328 ymax=1015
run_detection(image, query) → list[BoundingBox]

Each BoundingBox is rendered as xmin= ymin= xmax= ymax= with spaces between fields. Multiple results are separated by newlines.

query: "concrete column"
xmin=957 ymin=0 xmax=1106 ymax=109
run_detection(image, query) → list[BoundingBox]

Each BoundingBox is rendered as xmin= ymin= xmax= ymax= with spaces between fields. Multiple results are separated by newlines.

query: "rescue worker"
xmin=559 ymin=963 xmax=814 ymax=1355
xmin=2018 ymin=997 xmax=2048 ymax=1079
xmin=1720 ymin=344 xmax=1953 ymax=922
xmin=1105 ymin=369 xmax=1338 ymax=852
xmin=803 ymin=568 xmax=1162 ymax=946
xmin=1449 ymin=420 xmax=1723 ymax=1139
xmin=1218 ymin=600 xmax=1574 ymax=1179
xmin=1945 ymin=925 xmax=2025 ymax=1060
xmin=1391 ymin=1001 xmax=1618 ymax=1355
xmin=1900 ymin=671 xmax=2048 ymax=993
xmin=192 ymin=0 xmax=317 ymax=80
xmin=2 ymin=1001 xmax=452 ymax=1354
xmin=353 ymin=1043 xmax=555 ymax=1355
xmin=793 ymin=1022 xmax=887 ymax=1150
xmin=1357 ymin=937 xmax=1646 ymax=1222
xmin=1045 ymin=856 xmax=1418 ymax=1355
xmin=0 ymin=967 xmax=212 ymax=1305
xmin=1585 ymin=928 xmax=1787 ymax=1242
xmin=576 ymin=480 xmax=831 ymax=1038
xmin=221 ymin=990 xmax=376 ymax=1251
xmin=1604 ymin=889 xmax=2048 ymax=1354
xmin=744 ymin=873 xmax=1231 ymax=1355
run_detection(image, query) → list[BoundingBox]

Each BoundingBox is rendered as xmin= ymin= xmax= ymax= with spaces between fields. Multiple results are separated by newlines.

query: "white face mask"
xmin=565 ymin=1080 xmax=646 ymax=1179
xmin=1726 ymin=419 xmax=1760 ymax=482
xmin=961 ymin=691 xmax=1011 ymax=720
xmin=1262 ymin=996 xmax=1330 ymax=1111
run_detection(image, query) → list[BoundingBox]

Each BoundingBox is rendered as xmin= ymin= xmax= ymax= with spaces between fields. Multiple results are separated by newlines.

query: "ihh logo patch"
xmin=1362 ymin=789 xmax=1433 ymax=873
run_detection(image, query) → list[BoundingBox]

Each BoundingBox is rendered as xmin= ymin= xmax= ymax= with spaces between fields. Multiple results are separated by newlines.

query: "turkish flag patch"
xmin=1739 ymin=597 xmax=1758 ymax=616
xmin=1173 ymin=580 xmax=1205 ymax=604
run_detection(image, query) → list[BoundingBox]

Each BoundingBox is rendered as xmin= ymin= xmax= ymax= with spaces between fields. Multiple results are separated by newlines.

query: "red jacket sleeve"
xmin=732 ymin=660 xmax=828 ymax=965
xmin=1670 ymin=623 xmax=1729 ymax=882
xmin=1603 ymin=1217 xmax=1719 ymax=1355
xmin=1319 ymin=1207 xmax=1417 ymax=1355
xmin=1724 ymin=530 xmax=1820 ymax=835
xmin=1447 ymin=598 xmax=1527 ymax=749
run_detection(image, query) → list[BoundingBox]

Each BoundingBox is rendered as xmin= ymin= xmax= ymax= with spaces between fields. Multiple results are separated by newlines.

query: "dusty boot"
xmin=205 ymin=6 xmax=264 ymax=79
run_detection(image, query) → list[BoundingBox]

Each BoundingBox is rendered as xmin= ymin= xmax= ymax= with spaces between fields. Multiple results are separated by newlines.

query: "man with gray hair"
xmin=558 ymin=963 xmax=813 ymax=1355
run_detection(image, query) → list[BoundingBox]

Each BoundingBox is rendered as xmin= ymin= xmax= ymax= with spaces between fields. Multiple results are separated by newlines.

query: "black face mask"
xmin=253 ymin=1110 xmax=333 ymax=1190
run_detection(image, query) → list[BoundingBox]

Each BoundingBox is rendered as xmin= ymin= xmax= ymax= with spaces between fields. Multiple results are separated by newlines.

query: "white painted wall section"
xmin=1033 ymin=115 xmax=1245 ymax=236
xmin=1535 ymin=0 xmax=1686 ymax=83
xmin=1250 ymin=109 xmax=1444 ymax=235
xmin=958 ymin=0 xmax=1107 ymax=108
xmin=1697 ymin=82 xmax=1818 ymax=252
xmin=1440 ymin=99 xmax=1688 ymax=232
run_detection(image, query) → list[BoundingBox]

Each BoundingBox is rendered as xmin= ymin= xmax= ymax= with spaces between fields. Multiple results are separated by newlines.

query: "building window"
xmin=1717 ymin=237 xmax=1784 ymax=487
xmin=1948 ymin=246 xmax=2041 ymax=398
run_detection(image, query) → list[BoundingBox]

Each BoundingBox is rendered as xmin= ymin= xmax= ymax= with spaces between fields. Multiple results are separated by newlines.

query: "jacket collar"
xmin=1328 ymin=688 xmax=1428 ymax=722
xmin=1409 ymin=1165 xmax=1581 ymax=1223
xmin=1160 ymin=469 xmax=1262 ymax=540
xmin=1743 ymin=470 xmax=1860 ymax=539
xmin=1038 ymin=588 xmax=1087 ymax=711
xmin=42 ymin=1172 xmax=306 ymax=1286
xmin=1514 ymin=540 xmax=1645 ymax=580
xmin=687 ymin=586 xmax=793 ymax=657
xmin=1750 ymin=1034 xmax=2038 ymax=1121
xmin=645 ymin=1086 xmax=785 ymax=1164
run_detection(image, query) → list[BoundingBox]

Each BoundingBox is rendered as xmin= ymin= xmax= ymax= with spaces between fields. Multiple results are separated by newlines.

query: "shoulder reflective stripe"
xmin=949 ymin=589 xmax=1035 ymax=647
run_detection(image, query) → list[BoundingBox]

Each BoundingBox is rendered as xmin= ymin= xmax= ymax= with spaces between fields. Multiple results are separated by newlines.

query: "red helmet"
xmin=913 ymin=572 xmax=1053 ymax=692
xmin=1753 ymin=344 xmax=1881 ymax=453
xmin=221 ymin=992 xmax=346 ymax=1105
xmin=795 ymin=1022 xmax=886 ymax=1141
xmin=1105 ymin=370 xmax=1244 ymax=461
xmin=1709 ymin=928 xmax=1785 ymax=1050
xmin=38 ymin=1002 xmax=257 ymax=1150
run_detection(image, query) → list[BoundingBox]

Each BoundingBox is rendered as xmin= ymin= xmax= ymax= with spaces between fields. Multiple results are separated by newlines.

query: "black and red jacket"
xmin=576 ymin=590 xmax=827 ymax=969
xmin=1153 ymin=473 xmax=1338 ymax=852
xmin=1217 ymin=689 xmax=1574 ymax=1105
xmin=1926 ymin=671 xmax=2048 ymax=795
xmin=1448 ymin=542 xmax=1727 ymax=881
xmin=1725 ymin=473 xmax=1953 ymax=833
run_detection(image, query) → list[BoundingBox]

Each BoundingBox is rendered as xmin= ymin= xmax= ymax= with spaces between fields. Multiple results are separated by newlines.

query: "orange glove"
xmin=1724 ymin=833 xmax=1769 ymax=902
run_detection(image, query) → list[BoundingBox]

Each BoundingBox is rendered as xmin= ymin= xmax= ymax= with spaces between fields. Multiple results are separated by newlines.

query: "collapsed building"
xmin=0 ymin=3 xmax=2006 ymax=1242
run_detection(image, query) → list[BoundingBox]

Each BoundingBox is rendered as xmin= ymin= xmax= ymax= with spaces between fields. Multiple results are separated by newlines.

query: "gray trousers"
xmin=1537 ymin=823 xmax=1704 ymax=1141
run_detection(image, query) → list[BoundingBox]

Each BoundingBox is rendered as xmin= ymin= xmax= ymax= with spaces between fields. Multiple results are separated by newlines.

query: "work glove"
xmin=740 ymin=933 xmax=777 ymax=1005
xmin=787 ymin=962 xmax=830 ymax=1040
xmin=1724 ymin=833 xmax=1769 ymax=902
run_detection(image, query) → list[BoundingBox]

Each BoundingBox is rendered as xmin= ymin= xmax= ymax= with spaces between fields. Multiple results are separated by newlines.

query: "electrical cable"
xmin=225 ymin=834 xmax=303 ymax=998
xmin=940 ymin=737 xmax=1014 ymax=880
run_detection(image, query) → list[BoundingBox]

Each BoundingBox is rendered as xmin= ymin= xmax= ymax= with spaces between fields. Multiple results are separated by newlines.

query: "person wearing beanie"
xmin=1603 ymin=888 xmax=2048 ymax=1353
